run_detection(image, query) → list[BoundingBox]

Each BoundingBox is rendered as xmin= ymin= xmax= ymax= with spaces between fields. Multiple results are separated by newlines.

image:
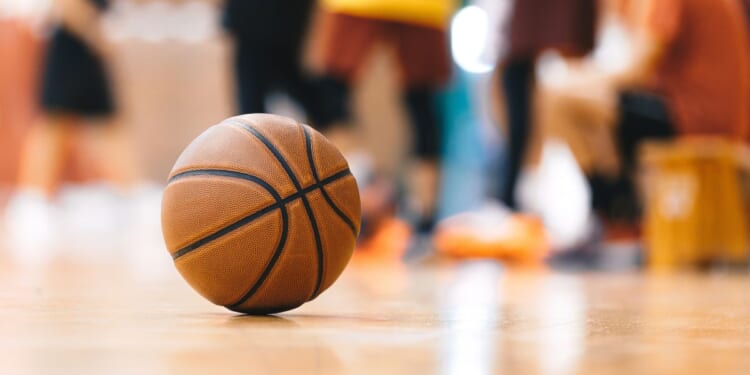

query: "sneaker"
xmin=433 ymin=201 xmax=550 ymax=263
xmin=353 ymin=217 xmax=412 ymax=264
xmin=3 ymin=189 xmax=59 ymax=265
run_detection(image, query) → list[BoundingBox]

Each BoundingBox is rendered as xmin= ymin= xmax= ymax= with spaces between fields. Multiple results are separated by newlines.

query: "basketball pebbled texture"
xmin=161 ymin=114 xmax=361 ymax=314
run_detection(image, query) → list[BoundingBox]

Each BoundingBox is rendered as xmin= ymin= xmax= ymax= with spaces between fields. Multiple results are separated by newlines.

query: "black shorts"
xmin=40 ymin=27 xmax=114 ymax=117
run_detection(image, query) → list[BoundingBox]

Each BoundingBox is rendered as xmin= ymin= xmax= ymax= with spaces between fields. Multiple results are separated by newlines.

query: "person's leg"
xmin=6 ymin=114 xmax=77 ymax=254
xmin=306 ymin=12 xmax=384 ymax=184
xmin=81 ymin=117 xmax=140 ymax=191
xmin=284 ymin=52 xmax=355 ymax=143
xmin=17 ymin=114 xmax=78 ymax=197
xmin=285 ymin=66 xmax=372 ymax=181
xmin=403 ymin=86 xmax=442 ymax=232
xmin=534 ymin=73 xmax=619 ymax=174
xmin=290 ymin=75 xmax=351 ymax=129
xmin=594 ymin=92 xmax=675 ymax=219
xmin=499 ymin=59 xmax=535 ymax=210
xmin=313 ymin=75 xmax=362 ymax=154
xmin=616 ymin=93 xmax=675 ymax=174
xmin=235 ymin=41 xmax=271 ymax=115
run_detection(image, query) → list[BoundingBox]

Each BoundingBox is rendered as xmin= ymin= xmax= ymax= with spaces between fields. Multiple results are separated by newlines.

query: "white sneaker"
xmin=57 ymin=183 xmax=124 ymax=261
xmin=124 ymin=183 xmax=173 ymax=279
xmin=3 ymin=189 xmax=60 ymax=265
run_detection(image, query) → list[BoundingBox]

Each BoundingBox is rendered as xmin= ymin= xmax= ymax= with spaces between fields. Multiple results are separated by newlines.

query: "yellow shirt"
xmin=322 ymin=0 xmax=456 ymax=29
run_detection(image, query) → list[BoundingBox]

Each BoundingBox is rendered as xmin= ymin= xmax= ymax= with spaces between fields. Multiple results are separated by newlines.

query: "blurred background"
xmin=1 ymin=0 xmax=749 ymax=272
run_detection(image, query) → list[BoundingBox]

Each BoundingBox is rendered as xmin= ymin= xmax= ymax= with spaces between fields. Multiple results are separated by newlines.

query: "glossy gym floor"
xmin=2 ymin=251 xmax=749 ymax=374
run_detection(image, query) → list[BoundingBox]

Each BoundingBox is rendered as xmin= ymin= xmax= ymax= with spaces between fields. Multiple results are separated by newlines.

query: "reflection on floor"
xmin=1 ymin=226 xmax=750 ymax=375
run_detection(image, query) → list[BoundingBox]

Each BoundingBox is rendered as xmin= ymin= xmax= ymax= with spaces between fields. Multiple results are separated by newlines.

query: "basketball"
xmin=161 ymin=114 xmax=361 ymax=314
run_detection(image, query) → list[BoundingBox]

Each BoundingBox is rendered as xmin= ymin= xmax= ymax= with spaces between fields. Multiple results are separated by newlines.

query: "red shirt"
xmin=647 ymin=0 xmax=750 ymax=139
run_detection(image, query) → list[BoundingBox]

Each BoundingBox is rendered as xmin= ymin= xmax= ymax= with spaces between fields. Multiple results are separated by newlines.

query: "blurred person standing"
xmin=549 ymin=0 xmax=750 ymax=221
xmin=222 ymin=0 xmax=391 ymax=249
xmin=313 ymin=0 xmax=456 ymax=241
xmin=221 ymin=0 xmax=348 ymax=132
xmin=496 ymin=0 xmax=598 ymax=211
xmin=7 ymin=0 xmax=139 ymax=236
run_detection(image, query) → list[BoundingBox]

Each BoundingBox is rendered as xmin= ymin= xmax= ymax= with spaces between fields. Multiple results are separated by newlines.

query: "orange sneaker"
xmin=353 ymin=217 xmax=412 ymax=264
xmin=433 ymin=204 xmax=550 ymax=264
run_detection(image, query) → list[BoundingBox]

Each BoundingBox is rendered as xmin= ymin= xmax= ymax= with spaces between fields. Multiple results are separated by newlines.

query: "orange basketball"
xmin=161 ymin=114 xmax=361 ymax=314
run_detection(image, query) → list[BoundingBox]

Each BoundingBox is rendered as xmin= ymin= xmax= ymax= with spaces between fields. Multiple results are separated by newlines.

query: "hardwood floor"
xmin=1 ymin=253 xmax=749 ymax=374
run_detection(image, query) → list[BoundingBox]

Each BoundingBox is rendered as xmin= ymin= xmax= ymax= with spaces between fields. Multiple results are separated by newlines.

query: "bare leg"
xmin=17 ymin=115 xmax=77 ymax=197
xmin=81 ymin=117 xmax=140 ymax=191
xmin=8 ymin=115 xmax=78 ymax=258
xmin=533 ymin=79 xmax=618 ymax=175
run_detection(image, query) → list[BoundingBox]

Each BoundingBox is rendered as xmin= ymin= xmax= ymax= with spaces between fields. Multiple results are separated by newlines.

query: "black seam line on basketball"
xmin=301 ymin=125 xmax=358 ymax=237
xmin=230 ymin=120 xmax=327 ymax=298
xmin=168 ymin=167 xmax=350 ymax=186
xmin=168 ymin=168 xmax=351 ymax=188
xmin=299 ymin=125 xmax=326 ymax=299
xmin=229 ymin=189 xmax=290 ymax=310
xmin=168 ymin=168 xmax=351 ymax=260
xmin=169 ymin=170 xmax=285 ymax=262
xmin=229 ymin=120 xmax=306 ymax=191
xmin=168 ymin=169 xmax=291 ymax=310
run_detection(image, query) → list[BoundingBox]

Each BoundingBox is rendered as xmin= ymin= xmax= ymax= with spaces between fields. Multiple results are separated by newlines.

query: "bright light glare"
xmin=451 ymin=6 xmax=494 ymax=74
